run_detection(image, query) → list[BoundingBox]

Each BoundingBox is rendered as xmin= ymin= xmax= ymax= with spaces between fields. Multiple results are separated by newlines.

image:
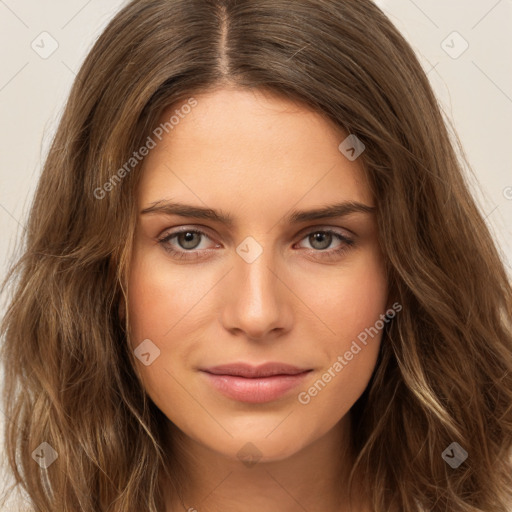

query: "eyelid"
xmin=293 ymin=224 xmax=354 ymax=240
xmin=158 ymin=224 xmax=353 ymax=244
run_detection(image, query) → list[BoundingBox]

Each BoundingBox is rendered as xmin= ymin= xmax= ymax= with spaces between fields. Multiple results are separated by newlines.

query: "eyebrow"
xmin=140 ymin=199 xmax=375 ymax=225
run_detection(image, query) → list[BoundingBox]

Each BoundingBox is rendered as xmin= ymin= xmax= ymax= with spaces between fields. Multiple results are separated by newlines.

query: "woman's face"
xmin=126 ymin=86 xmax=389 ymax=462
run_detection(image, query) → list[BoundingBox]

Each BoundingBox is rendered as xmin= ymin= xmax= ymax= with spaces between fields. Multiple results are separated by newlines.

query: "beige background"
xmin=1 ymin=0 xmax=511 ymax=508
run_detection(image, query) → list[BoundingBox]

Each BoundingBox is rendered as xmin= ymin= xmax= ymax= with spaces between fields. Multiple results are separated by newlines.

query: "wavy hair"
xmin=1 ymin=0 xmax=511 ymax=510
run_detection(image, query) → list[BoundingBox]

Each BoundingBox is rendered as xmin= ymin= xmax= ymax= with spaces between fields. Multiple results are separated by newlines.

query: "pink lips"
xmin=200 ymin=362 xmax=312 ymax=403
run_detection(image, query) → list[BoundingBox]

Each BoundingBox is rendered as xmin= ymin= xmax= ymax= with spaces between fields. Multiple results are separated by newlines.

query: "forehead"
xmin=137 ymin=87 xmax=373 ymax=211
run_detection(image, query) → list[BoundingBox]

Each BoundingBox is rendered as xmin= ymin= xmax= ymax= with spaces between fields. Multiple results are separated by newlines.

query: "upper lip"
xmin=200 ymin=362 xmax=312 ymax=378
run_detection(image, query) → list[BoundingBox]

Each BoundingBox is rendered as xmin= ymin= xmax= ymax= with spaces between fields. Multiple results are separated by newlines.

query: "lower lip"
xmin=200 ymin=371 xmax=311 ymax=403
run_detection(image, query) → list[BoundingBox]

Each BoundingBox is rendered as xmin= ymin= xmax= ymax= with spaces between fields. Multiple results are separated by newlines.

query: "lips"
xmin=199 ymin=362 xmax=312 ymax=403
xmin=201 ymin=362 xmax=311 ymax=378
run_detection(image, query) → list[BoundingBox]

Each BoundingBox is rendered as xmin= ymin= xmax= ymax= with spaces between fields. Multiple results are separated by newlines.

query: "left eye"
xmin=157 ymin=228 xmax=354 ymax=260
xmin=162 ymin=230 xmax=210 ymax=251
xmin=297 ymin=230 xmax=351 ymax=251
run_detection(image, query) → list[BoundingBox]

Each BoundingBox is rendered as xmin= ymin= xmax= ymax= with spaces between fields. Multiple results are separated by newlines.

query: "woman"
xmin=1 ymin=0 xmax=511 ymax=511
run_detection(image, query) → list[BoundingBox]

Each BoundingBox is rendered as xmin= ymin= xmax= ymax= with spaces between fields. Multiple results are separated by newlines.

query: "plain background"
xmin=0 ymin=0 xmax=511 ymax=508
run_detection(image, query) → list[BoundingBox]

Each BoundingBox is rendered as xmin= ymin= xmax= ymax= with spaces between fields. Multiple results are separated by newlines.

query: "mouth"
xmin=199 ymin=362 xmax=313 ymax=403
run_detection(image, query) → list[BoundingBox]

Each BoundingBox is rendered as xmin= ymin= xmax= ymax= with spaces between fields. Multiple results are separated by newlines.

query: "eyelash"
xmin=157 ymin=227 xmax=355 ymax=262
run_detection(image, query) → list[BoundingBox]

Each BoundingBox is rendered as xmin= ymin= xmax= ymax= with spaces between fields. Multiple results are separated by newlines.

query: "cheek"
xmin=336 ymin=258 xmax=388 ymax=335
xmin=295 ymin=248 xmax=388 ymax=404
xmin=302 ymin=244 xmax=388 ymax=343
xmin=126 ymin=248 xmax=214 ymax=345
xmin=125 ymin=247 xmax=220 ymax=409
xmin=125 ymin=253 xmax=195 ymax=420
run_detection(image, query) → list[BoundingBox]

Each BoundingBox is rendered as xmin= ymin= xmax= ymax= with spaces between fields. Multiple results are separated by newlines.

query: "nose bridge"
xmin=240 ymin=249 xmax=276 ymax=302
xmin=235 ymin=239 xmax=277 ymax=311
xmin=222 ymin=236 xmax=291 ymax=339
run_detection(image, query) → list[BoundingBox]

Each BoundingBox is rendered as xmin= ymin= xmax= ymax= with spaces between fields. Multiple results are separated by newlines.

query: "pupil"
xmin=180 ymin=232 xmax=200 ymax=249
xmin=311 ymin=232 xmax=331 ymax=250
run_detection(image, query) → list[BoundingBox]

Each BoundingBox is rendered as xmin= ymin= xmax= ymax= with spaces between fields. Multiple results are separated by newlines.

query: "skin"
xmin=125 ymin=86 xmax=389 ymax=512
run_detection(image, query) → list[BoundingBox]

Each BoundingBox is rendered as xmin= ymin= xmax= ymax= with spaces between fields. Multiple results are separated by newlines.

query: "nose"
xmin=221 ymin=245 xmax=293 ymax=342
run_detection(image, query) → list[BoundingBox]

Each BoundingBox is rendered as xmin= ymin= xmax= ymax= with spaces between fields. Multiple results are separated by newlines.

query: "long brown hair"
xmin=1 ymin=0 xmax=511 ymax=510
